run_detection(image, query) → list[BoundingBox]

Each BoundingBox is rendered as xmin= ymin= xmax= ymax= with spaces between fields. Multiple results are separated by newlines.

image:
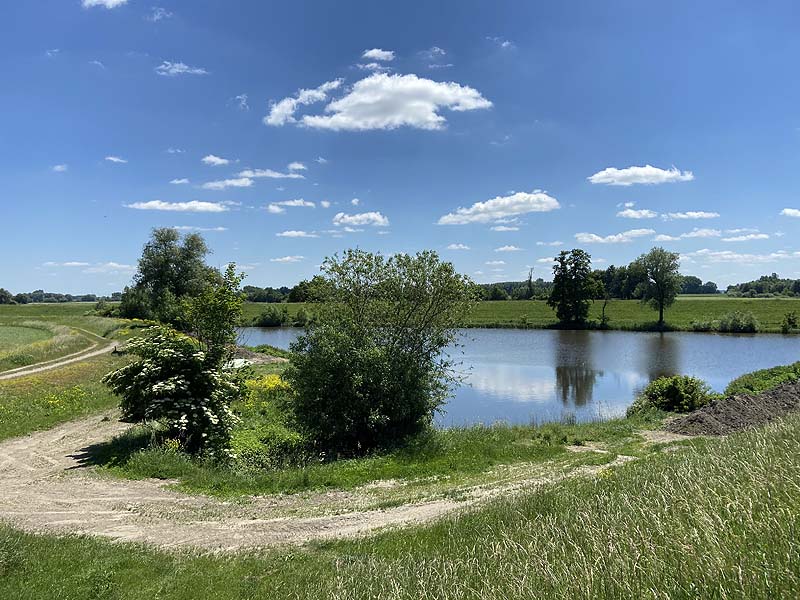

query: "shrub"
xmin=253 ymin=306 xmax=290 ymax=327
xmin=251 ymin=344 xmax=292 ymax=359
xmin=717 ymin=310 xmax=759 ymax=333
xmin=781 ymin=311 xmax=799 ymax=334
xmin=627 ymin=375 xmax=714 ymax=416
xmin=293 ymin=307 xmax=311 ymax=327
xmin=725 ymin=362 xmax=800 ymax=397
xmin=690 ymin=319 xmax=716 ymax=332
xmin=284 ymin=249 xmax=475 ymax=455
xmin=103 ymin=327 xmax=244 ymax=455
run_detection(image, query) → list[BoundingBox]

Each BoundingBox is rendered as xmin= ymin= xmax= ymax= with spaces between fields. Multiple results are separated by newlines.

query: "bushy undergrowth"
xmin=627 ymin=375 xmax=714 ymax=416
xmin=724 ymin=361 xmax=800 ymax=397
xmin=717 ymin=310 xmax=760 ymax=333
xmin=250 ymin=344 xmax=292 ymax=359
xmin=252 ymin=306 xmax=310 ymax=327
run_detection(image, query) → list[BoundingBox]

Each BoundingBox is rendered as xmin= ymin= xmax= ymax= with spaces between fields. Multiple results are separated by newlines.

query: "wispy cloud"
xmin=170 ymin=178 xmax=189 ymax=185
xmin=264 ymin=79 xmax=343 ymax=126
xmin=495 ymin=245 xmax=522 ymax=252
xmin=147 ymin=7 xmax=173 ymax=22
xmin=89 ymin=59 xmax=106 ymax=69
xmin=155 ymin=61 xmax=208 ymax=77
xmin=200 ymin=177 xmax=253 ymax=190
xmin=276 ymin=230 xmax=319 ymax=238
xmin=270 ymin=255 xmax=304 ymax=263
xmin=51 ymin=164 xmax=68 ymax=172
xmin=82 ymin=0 xmax=128 ymax=8
xmin=663 ymin=211 xmax=720 ymax=220
xmin=202 ymin=154 xmax=230 ymax=166
xmin=486 ymin=36 xmax=515 ymax=49
xmin=536 ymin=241 xmax=563 ymax=247
xmin=104 ymin=155 xmax=127 ymax=163
xmin=617 ymin=208 xmax=658 ymax=219
xmin=721 ymin=233 xmax=770 ymax=242
xmin=362 ymin=48 xmax=395 ymax=61
xmin=574 ymin=229 xmax=655 ymax=244
xmin=333 ymin=211 xmax=389 ymax=227
xmin=446 ymin=243 xmax=470 ymax=250
xmin=287 ymin=162 xmax=306 ymax=171
xmin=237 ymin=168 xmax=304 ymax=179
xmin=491 ymin=225 xmax=519 ymax=231
xmin=172 ymin=226 xmax=228 ymax=232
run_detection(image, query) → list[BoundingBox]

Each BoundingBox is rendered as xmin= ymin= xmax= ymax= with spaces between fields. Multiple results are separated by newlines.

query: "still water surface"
xmin=238 ymin=327 xmax=799 ymax=427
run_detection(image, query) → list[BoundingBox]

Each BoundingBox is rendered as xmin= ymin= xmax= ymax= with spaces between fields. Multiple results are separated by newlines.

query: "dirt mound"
xmin=665 ymin=382 xmax=800 ymax=436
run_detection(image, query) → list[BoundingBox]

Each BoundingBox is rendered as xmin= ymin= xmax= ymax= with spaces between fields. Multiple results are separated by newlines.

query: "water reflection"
xmin=238 ymin=327 xmax=800 ymax=426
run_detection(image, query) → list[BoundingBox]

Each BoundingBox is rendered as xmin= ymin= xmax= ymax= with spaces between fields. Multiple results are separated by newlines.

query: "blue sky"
xmin=2 ymin=1 xmax=800 ymax=294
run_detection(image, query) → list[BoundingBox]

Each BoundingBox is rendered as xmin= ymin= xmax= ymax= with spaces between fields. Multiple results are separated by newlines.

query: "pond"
xmin=237 ymin=327 xmax=799 ymax=427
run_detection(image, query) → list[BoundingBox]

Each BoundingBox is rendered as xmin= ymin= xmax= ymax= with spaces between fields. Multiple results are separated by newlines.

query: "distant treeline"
xmin=0 ymin=288 xmax=122 ymax=305
xmin=726 ymin=273 xmax=800 ymax=298
xmin=478 ymin=265 xmax=719 ymax=301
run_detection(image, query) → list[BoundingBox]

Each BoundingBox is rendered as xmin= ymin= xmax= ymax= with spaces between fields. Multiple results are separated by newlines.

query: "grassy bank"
xmin=0 ymin=321 xmax=94 ymax=372
xmin=2 ymin=414 xmax=798 ymax=599
xmin=240 ymin=296 xmax=800 ymax=333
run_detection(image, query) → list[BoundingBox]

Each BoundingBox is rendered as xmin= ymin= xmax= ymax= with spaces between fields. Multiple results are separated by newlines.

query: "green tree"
xmin=488 ymin=285 xmax=510 ymax=301
xmin=0 ymin=288 xmax=13 ymax=304
xmin=548 ymin=249 xmax=594 ymax=324
xmin=283 ymin=249 xmax=475 ymax=455
xmin=120 ymin=228 xmax=215 ymax=323
xmin=182 ymin=263 xmax=246 ymax=366
xmin=634 ymin=247 xmax=682 ymax=328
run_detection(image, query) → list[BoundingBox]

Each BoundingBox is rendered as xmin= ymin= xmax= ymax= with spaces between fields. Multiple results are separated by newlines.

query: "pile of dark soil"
xmin=665 ymin=382 xmax=800 ymax=436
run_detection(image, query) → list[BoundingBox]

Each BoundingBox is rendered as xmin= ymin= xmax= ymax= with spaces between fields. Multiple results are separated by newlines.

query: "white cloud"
xmin=316 ymin=156 xmax=328 ymax=164
xmin=343 ymin=227 xmax=364 ymax=233
xmin=486 ymin=36 xmax=515 ymax=49
xmin=684 ymin=249 xmax=798 ymax=265
xmin=721 ymin=233 xmax=770 ymax=242
xmin=43 ymin=261 xmax=91 ymax=267
xmin=275 ymin=199 xmax=315 ymax=208
xmin=681 ymin=228 xmax=721 ymax=239
xmin=147 ymin=6 xmax=172 ymax=21
xmin=780 ymin=208 xmax=800 ymax=218
xmin=125 ymin=200 xmax=229 ymax=213
xmin=536 ymin=240 xmax=563 ymax=247
xmin=351 ymin=198 xmax=360 ymax=206
xmin=45 ymin=49 xmax=60 ymax=58
xmin=89 ymin=59 xmax=106 ymax=69
xmin=105 ymin=155 xmax=127 ymax=163
xmin=486 ymin=260 xmax=505 ymax=265
xmin=200 ymin=177 xmax=253 ymax=190
xmin=617 ymin=208 xmax=658 ymax=219
xmin=270 ymin=255 xmax=304 ymax=263
xmin=237 ymin=168 xmax=304 ymax=179
xmin=653 ymin=234 xmax=680 ymax=242
xmin=536 ymin=257 xmax=555 ymax=264
xmin=82 ymin=0 xmax=127 ymax=8
xmin=300 ymin=73 xmax=491 ymax=131
xmin=170 ymin=178 xmax=189 ymax=185
xmin=428 ymin=63 xmax=454 ymax=69
xmin=202 ymin=154 xmax=230 ymax=166
xmin=51 ymin=164 xmax=68 ymax=172
xmin=447 ymin=243 xmax=470 ymax=250
xmin=495 ymin=245 xmax=522 ymax=252
xmin=287 ymin=161 xmax=306 ymax=171
xmin=264 ymin=79 xmax=343 ymax=126
xmin=173 ymin=226 xmax=227 ymax=232
xmin=438 ymin=190 xmax=559 ymax=225
xmin=333 ymin=211 xmax=389 ymax=227
xmin=320 ymin=200 xmax=331 ymax=208
xmin=362 ymin=48 xmax=395 ymax=61
xmin=725 ymin=228 xmax=759 ymax=234
xmin=664 ymin=211 xmax=720 ymax=220
xmin=356 ymin=62 xmax=392 ymax=73
xmin=82 ymin=262 xmax=136 ymax=274
xmin=267 ymin=204 xmax=285 ymax=214
xmin=277 ymin=230 xmax=318 ymax=238
xmin=588 ymin=165 xmax=694 ymax=186
xmin=166 ymin=147 xmax=185 ymax=154
xmin=575 ymin=228 xmax=655 ymax=244
xmin=231 ymin=93 xmax=249 ymax=111
xmin=491 ymin=225 xmax=519 ymax=231
xmin=155 ymin=61 xmax=208 ymax=77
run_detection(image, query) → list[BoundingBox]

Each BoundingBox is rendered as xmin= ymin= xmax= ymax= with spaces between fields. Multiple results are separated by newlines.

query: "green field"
xmin=0 ymin=324 xmax=52 ymax=351
xmin=242 ymin=296 xmax=800 ymax=333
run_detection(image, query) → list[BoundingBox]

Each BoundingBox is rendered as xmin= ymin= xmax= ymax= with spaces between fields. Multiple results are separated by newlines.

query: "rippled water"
xmin=238 ymin=327 xmax=800 ymax=427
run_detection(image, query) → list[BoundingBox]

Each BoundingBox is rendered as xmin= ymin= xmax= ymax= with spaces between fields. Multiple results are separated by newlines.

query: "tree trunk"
xmin=658 ymin=303 xmax=664 ymax=328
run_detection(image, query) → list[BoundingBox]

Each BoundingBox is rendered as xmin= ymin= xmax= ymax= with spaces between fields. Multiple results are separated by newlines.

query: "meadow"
xmin=242 ymin=296 xmax=800 ymax=332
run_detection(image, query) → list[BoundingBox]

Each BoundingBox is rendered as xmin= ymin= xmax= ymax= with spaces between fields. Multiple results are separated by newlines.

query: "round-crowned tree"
xmin=283 ymin=249 xmax=475 ymax=455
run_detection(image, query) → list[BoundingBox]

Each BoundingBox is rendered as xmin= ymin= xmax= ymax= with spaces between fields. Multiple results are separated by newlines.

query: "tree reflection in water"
xmin=553 ymin=330 xmax=601 ymax=407
xmin=639 ymin=333 xmax=679 ymax=381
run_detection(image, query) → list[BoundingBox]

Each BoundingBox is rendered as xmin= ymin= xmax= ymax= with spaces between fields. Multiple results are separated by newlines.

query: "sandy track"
xmin=0 ymin=413 xmax=635 ymax=552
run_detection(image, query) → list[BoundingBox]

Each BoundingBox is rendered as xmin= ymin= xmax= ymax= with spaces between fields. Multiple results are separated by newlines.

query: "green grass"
xmin=241 ymin=297 xmax=800 ymax=333
xmin=2 ymin=413 xmax=799 ymax=599
xmin=0 ymin=321 xmax=94 ymax=372
xmin=0 ymin=353 xmax=126 ymax=441
xmin=0 ymin=324 xmax=52 ymax=351
xmin=724 ymin=361 xmax=800 ymax=396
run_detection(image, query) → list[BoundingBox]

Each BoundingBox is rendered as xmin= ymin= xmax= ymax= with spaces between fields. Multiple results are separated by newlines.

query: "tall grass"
xmin=1 ymin=415 xmax=798 ymax=598
xmin=0 ymin=321 xmax=91 ymax=372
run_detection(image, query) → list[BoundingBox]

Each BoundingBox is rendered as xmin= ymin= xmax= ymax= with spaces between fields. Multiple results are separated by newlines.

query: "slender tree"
xmin=634 ymin=247 xmax=682 ymax=328
xmin=548 ymin=249 xmax=594 ymax=324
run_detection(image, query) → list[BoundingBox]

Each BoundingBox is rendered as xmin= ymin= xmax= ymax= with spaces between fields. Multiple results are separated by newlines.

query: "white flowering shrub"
xmin=103 ymin=326 xmax=243 ymax=454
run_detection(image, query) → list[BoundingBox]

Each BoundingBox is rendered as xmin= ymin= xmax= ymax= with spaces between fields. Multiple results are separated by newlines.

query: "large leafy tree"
xmin=633 ymin=246 xmax=682 ymax=327
xmin=547 ymin=249 xmax=595 ymax=324
xmin=119 ymin=228 xmax=216 ymax=323
xmin=283 ymin=249 xmax=475 ymax=455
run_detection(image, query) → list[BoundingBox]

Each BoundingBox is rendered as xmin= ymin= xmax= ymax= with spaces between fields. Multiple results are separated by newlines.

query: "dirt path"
xmin=0 ymin=412 xmax=636 ymax=552
xmin=0 ymin=341 xmax=116 ymax=381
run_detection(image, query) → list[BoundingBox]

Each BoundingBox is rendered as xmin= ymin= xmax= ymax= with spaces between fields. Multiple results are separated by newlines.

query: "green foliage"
xmin=627 ymin=375 xmax=714 ymax=416
xmin=717 ymin=310 xmax=759 ymax=333
xmin=284 ymin=249 xmax=475 ymax=455
xmin=119 ymin=228 xmax=215 ymax=323
xmin=488 ymin=285 xmax=510 ymax=301
xmin=251 ymin=344 xmax=292 ymax=359
xmin=724 ymin=361 xmax=800 ymax=397
xmin=781 ymin=311 xmax=798 ymax=333
xmin=547 ymin=249 xmax=595 ymax=324
xmin=182 ymin=263 xmax=245 ymax=365
xmin=633 ymin=247 xmax=682 ymax=326
xmin=102 ymin=327 xmax=243 ymax=454
xmin=0 ymin=288 xmax=13 ymax=304
xmin=252 ymin=305 xmax=290 ymax=327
